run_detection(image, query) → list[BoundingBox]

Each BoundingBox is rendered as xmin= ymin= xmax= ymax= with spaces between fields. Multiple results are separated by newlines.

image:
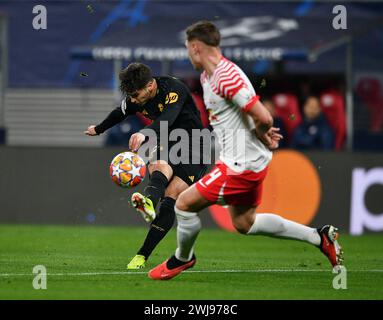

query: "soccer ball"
xmin=109 ymin=151 xmax=146 ymax=188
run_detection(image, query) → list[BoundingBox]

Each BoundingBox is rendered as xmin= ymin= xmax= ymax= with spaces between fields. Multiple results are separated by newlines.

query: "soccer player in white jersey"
xmin=149 ymin=21 xmax=343 ymax=280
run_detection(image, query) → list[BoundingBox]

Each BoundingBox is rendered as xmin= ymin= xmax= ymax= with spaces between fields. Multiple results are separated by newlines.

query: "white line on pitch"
xmin=1 ymin=269 xmax=383 ymax=277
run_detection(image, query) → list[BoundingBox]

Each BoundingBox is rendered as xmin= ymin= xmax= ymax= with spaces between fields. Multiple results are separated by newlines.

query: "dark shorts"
xmin=171 ymin=162 xmax=209 ymax=186
xmin=148 ymin=142 xmax=209 ymax=186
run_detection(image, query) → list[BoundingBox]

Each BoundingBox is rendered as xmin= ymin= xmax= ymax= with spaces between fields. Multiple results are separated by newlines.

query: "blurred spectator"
xmin=291 ymin=96 xmax=335 ymax=150
xmin=263 ymin=98 xmax=287 ymax=148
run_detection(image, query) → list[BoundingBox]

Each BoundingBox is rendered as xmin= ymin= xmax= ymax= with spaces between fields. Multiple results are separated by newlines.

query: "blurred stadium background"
xmin=0 ymin=0 xmax=383 ymax=300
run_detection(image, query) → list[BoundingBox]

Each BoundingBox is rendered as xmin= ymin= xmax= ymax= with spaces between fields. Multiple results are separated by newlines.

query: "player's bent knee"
xmin=233 ymin=224 xmax=249 ymax=234
xmin=176 ymin=198 xmax=189 ymax=211
xmin=232 ymin=217 xmax=252 ymax=234
xmin=148 ymin=161 xmax=173 ymax=179
xmin=175 ymin=195 xmax=189 ymax=213
xmin=175 ymin=203 xmax=198 ymax=220
xmin=176 ymin=189 xmax=195 ymax=211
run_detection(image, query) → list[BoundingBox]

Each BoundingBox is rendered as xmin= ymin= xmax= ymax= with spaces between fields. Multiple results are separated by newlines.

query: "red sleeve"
xmin=212 ymin=60 xmax=246 ymax=100
xmin=242 ymin=95 xmax=261 ymax=113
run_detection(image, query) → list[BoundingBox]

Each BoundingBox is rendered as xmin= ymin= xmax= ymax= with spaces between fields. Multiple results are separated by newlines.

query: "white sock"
xmin=247 ymin=213 xmax=321 ymax=246
xmin=174 ymin=206 xmax=201 ymax=262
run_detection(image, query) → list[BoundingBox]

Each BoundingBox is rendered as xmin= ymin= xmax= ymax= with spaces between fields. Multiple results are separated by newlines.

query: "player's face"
xmin=185 ymin=40 xmax=202 ymax=70
xmin=304 ymin=97 xmax=322 ymax=121
xmin=128 ymin=81 xmax=154 ymax=105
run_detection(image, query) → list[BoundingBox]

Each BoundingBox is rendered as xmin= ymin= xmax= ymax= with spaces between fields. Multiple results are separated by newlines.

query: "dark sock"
xmin=144 ymin=171 xmax=169 ymax=209
xmin=137 ymin=197 xmax=176 ymax=259
xmin=166 ymin=254 xmax=196 ymax=269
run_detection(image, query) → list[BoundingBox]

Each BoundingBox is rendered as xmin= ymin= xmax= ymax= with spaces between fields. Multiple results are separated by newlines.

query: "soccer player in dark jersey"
xmin=84 ymin=63 xmax=208 ymax=269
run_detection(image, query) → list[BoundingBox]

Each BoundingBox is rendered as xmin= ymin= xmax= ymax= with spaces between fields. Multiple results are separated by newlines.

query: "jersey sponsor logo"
xmin=165 ymin=92 xmax=178 ymax=104
xmin=188 ymin=176 xmax=195 ymax=182
xmin=158 ymin=103 xmax=164 ymax=112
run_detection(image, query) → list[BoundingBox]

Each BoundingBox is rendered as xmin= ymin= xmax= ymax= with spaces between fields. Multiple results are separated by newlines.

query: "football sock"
xmin=144 ymin=170 xmax=169 ymax=208
xmin=137 ymin=197 xmax=176 ymax=259
xmin=167 ymin=254 xmax=196 ymax=269
xmin=247 ymin=213 xmax=321 ymax=246
xmin=174 ymin=206 xmax=201 ymax=262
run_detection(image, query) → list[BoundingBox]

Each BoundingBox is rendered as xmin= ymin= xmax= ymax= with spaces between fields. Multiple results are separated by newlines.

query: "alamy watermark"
xmin=136 ymin=121 xmax=256 ymax=174
xmin=332 ymin=265 xmax=347 ymax=290
xmin=32 ymin=4 xmax=347 ymax=31
xmin=32 ymin=265 xmax=47 ymax=290
xmin=32 ymin=5 xmax=47 ymax=30
xmin=332 ymin=5 xmax=347 ymax=30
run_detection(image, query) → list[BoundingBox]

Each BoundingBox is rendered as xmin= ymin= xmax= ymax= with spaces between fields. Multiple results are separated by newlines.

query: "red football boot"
xmin=148 ymin=256 xmax=196 ymax=280
xmin=318 ymin=225 xmax=344 ymax=267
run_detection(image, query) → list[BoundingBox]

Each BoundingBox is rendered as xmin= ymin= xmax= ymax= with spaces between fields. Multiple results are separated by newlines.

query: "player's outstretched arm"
xmin=84 ymin=105 xmax=129 ymax=137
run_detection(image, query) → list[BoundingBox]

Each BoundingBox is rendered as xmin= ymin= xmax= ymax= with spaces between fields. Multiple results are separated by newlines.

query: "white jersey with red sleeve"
xmin=201 ymin=56 xmax=272 ymax=173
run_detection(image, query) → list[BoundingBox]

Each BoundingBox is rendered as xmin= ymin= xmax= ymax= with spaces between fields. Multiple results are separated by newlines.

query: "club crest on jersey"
xmin=165 ymin=92 xmax=178 ymax=104
xmin=158 ymin=103 xmax=164 ymax=112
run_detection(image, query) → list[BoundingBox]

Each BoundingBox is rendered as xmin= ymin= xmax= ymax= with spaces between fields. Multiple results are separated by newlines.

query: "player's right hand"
xmin=256 ymin=127 xmax=283 ymax=150
xmin=129 ymin=132 xmax=146 ymax=152
xmin=84 ymin=125 xmax=98 ymax=136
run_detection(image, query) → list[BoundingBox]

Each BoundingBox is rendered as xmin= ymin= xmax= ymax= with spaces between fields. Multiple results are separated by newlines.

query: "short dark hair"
xmin=186 ymin=20 xmax=220 ymax=47
xmin=119 ymin=63 xmax=153 ymax=95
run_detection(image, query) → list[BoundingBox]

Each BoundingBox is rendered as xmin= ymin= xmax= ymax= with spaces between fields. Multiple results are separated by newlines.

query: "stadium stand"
xmin=272 ymin=93 xmax=302 ymax=142
xmin=355 ymin=76 xmax=383 ymax=133
xmin=4 ymin=89 xmax=114 ymax=146
xmin=319 ymin=89 xmax=346 ymax=150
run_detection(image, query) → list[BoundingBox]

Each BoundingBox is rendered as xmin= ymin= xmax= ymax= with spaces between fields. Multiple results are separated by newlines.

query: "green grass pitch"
xmin=0 ymin=225 xmax=382 ymax=300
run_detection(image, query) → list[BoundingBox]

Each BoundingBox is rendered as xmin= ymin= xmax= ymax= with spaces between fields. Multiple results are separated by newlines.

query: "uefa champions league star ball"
xmin=109 ymin=151 xmax=146 ymax=188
